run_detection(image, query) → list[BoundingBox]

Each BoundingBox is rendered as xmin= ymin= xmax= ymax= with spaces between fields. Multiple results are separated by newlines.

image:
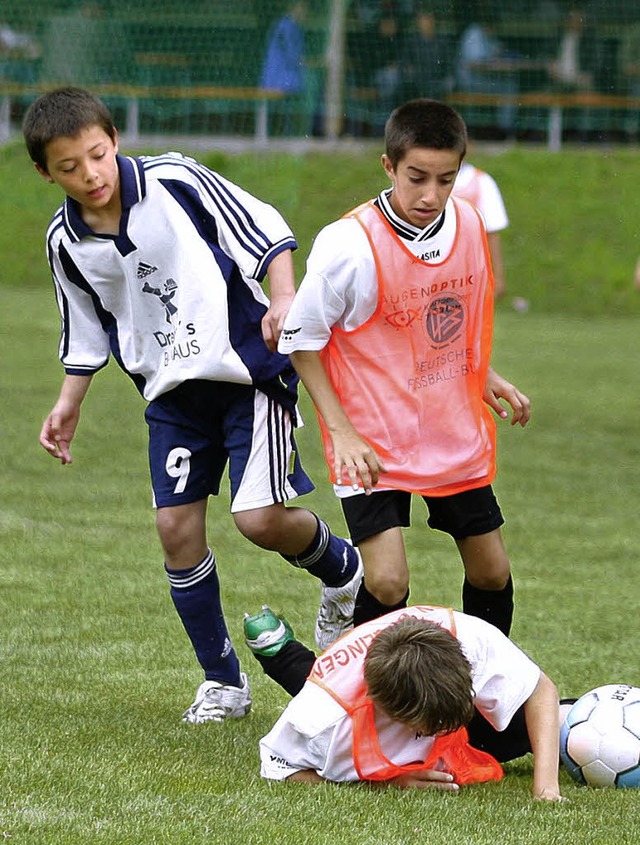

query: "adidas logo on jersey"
xmin=137 ymin=261 xmax=159 ymax=279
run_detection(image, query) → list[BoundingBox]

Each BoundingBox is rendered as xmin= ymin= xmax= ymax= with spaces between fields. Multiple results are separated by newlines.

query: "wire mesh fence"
xmin=1 ymin=1 xmax=640 ymax=145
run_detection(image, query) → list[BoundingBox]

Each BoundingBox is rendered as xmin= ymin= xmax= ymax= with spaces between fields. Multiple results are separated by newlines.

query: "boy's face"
xmin=382 ymin=147 xmax=461 ymax=229
xmin=37 ymin=125 xmax=120 ymax=218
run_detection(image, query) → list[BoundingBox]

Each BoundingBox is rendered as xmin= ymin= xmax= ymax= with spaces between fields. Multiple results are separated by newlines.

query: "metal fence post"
xmin=324 ymin=0 xmax=347 ymax=140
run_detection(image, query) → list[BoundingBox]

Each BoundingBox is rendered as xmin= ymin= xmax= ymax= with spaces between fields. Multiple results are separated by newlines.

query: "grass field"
xmin=1 ymin=138 xmax=640 ymax=843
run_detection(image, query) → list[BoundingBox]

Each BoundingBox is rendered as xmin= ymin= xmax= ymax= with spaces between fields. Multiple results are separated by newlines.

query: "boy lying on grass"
xmin=244 ymin=604 xmax=565 ymax=800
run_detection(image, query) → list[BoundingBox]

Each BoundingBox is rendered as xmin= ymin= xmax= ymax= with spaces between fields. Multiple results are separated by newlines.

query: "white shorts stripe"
xmin=231 ymin=391 xmax=299 ymax=513
xmin=268 ymin=397 xmax=286 ymax=502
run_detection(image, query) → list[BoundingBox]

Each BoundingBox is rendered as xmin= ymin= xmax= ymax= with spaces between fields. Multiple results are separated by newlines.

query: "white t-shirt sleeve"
xmin=454 ymin=612 xmax=541 ymax=731
xmin=454 ymin=163 xmax=508 ymax=233
xmin=259 ymin=687 xmax=348 ymax=781
xmin=477 ymin=172 xmax=509 ymax=233
xmin=278 ymin=218 xmax=378 ymax=354
xmin=49 ymin=239 xmax=111 ymax=374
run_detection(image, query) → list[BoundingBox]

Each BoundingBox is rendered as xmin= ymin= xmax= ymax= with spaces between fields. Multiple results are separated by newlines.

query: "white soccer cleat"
xmin=182 ymin=673 xmax=251 ymax=724
xmin=315 ymin=548 xmax=364 ymax=651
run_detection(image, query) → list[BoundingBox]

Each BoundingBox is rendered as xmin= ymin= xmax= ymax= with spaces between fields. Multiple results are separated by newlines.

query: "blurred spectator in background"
xmin=452 ymin=154 xmax=509 ymax=301
xmin=0 ymin=22 xmax=39 ymax=59
xmin=456 ymin=14 xmax=519 ymax=138
xmin=370 ymin=8 xmax=403 ymax=133
xmin=260 ymin=1 xmax=309 ymax=136
xmin=618 ymin=21 xmax=640 ymax=140
xmin=547 ymin=7 xmax=599 ymax=91
xmin=400 ymin=7 xmax=454 ymax=101
xmin=352 ymin=0 xmax=413 ymax=27
xmin=546 ymin=7 xmax=607 ymax=139
xmin=0 ymin=19 xmax=40 ymax=84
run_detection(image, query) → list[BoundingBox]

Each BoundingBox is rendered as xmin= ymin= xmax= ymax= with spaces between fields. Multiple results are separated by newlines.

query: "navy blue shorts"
xmin=145 ymin=380 xmax=314 ymax=511
xmin=340 ymin=486 xmax=504 ymax=545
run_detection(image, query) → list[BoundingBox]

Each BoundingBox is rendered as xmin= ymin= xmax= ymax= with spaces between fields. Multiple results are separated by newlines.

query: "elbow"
xmin=533 ymin=671 xmax=559 ymax=708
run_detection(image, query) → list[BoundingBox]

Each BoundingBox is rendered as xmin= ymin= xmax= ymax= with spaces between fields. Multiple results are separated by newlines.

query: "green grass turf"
xmin=1 ymin=139 xmax=640 ymax=842
xmin=2 ymin=298 xmax=640 ymax=844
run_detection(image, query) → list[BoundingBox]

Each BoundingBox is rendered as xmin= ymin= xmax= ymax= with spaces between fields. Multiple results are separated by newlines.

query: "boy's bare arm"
xmin=261 ymin=249 xmax=296 ymax=352
xmin=287 ymin=768 xmax=459 ymax=790
xmin=40 ymin=374 xmax=93 ymax=465
xmin=524 ymin=672 xmax=564 ymax=801
xmin=484 ymin=366 xmax=531 ymax=427
xmin=290 ymin=349 xmax=385 ymax=493
xmin=487 ymin=232 xmax=506 ymax=300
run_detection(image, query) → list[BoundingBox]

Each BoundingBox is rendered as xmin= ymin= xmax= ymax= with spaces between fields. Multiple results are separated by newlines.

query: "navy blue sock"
xmin=166 ymin=549 xmax=241 ymax=685
xmin=281 ymin=517 xmax=359 ymax=586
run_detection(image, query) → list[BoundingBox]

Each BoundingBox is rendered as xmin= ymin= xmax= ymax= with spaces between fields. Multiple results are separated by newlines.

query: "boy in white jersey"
xmin=243 ymin=605 xmax=564 ymax=800
xmin=23 ymin=87 xmax=363 ymax=723
xmin=279 ymin=99 xmax=530 ymax=648
xmin=452 ymin=157 xmax=509 ymax=299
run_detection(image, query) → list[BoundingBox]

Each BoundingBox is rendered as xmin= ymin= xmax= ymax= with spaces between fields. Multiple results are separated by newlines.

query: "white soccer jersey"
xmin=46 ymin=152 xmax=297 ymax=401
xmin=452 ymin=162 xmax=509 ymax=234
xmin=278 ymin=188 xmax=458 ymax=354
xmin=259 ymin=613 xmax=540 ymax=782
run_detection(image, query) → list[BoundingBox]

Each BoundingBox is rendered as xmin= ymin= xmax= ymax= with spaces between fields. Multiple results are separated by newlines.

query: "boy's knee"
xmin=156 ymin=507 xmax=183 ymax=544
xmin=456 ymin=532 xmax=511 ymax=588
xmin=233 ymin=506 xmax=284 ymax=550
xmin=364 ymin=569 xmax=409 ymax=606
xmin=155 ymin=504 xmax=207 ymax=565
xmin=465 ymin=570 xmax=511 ymax=591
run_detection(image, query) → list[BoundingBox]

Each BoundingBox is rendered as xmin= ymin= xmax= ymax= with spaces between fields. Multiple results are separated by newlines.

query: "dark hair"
xmin=384 ymin=98 xmax=467 ymax=168
xmin=363 ymin=616 xmax=475 ymax=735
xmin=23 ymin=87 xmax=116 ymax=171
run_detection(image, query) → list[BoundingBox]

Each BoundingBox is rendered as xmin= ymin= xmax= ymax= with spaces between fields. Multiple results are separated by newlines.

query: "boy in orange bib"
xmin=246 ymin=605 xmax=563 ymax=800
xmin=279 ymin=99 xmax=531 ymax=647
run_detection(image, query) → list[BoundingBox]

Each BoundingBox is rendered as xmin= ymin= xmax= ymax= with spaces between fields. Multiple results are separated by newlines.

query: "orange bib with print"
xmin=319 ymin=199 xmax=496 ymax=496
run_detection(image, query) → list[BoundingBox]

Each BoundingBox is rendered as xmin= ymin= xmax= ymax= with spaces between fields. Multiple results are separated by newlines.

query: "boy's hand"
xmin=40 ymin=402 xmax=79 ymax=464
xmin=40 ymin=375 xmax=91 ymax=464
xmin=533 ymin=786 xmax=567 ymax=801
xmin=331 ymin=429 xmax=386 ymax=494
xmin=261 ymin=293 xmax=295 ymax=352
xmin=484 ymin=367 xmax=531 ymax=427
xmin=388 ymin=769 xmax=459 ymax=791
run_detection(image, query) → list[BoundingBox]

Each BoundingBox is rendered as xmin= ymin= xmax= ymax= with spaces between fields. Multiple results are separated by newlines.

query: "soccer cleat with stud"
xmin=182 ymin=673 xmax=251 ymax=724
xmin=315 ymin=547 xmax=364 ymax=651
xmin=244 ymin=605 xmax=295 ymax=657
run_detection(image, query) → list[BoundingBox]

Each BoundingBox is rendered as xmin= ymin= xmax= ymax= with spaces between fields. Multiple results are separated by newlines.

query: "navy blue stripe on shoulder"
xmin=45 ymin=208 xmax=65 ymax=244
xmin=118 ymin=155 xmax=146 ymax=207
xmin=144 ymin=154 xmax=276 ymax=262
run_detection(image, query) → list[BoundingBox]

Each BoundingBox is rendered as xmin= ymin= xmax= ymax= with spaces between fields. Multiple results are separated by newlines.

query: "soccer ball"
xmin=560 ymin=684 xmax=640 ymax=788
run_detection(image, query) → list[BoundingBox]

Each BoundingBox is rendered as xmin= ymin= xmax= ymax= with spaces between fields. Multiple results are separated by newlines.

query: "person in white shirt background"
xmin=452 ymin=154 xmax=509 ymax=301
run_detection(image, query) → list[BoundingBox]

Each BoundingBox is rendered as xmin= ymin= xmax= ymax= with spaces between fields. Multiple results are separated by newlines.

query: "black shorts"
xmin=340 ymin=486 xmax=504 ymax=545
xmin=468 ymin=706 xmax=531 ymax=762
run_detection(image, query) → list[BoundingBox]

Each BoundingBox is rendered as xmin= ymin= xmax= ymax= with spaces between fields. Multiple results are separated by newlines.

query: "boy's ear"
xmin=34 ymin=163 xmax=54 ymax=183
xmin=381 ymin=154 xmax=395 ymax=183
